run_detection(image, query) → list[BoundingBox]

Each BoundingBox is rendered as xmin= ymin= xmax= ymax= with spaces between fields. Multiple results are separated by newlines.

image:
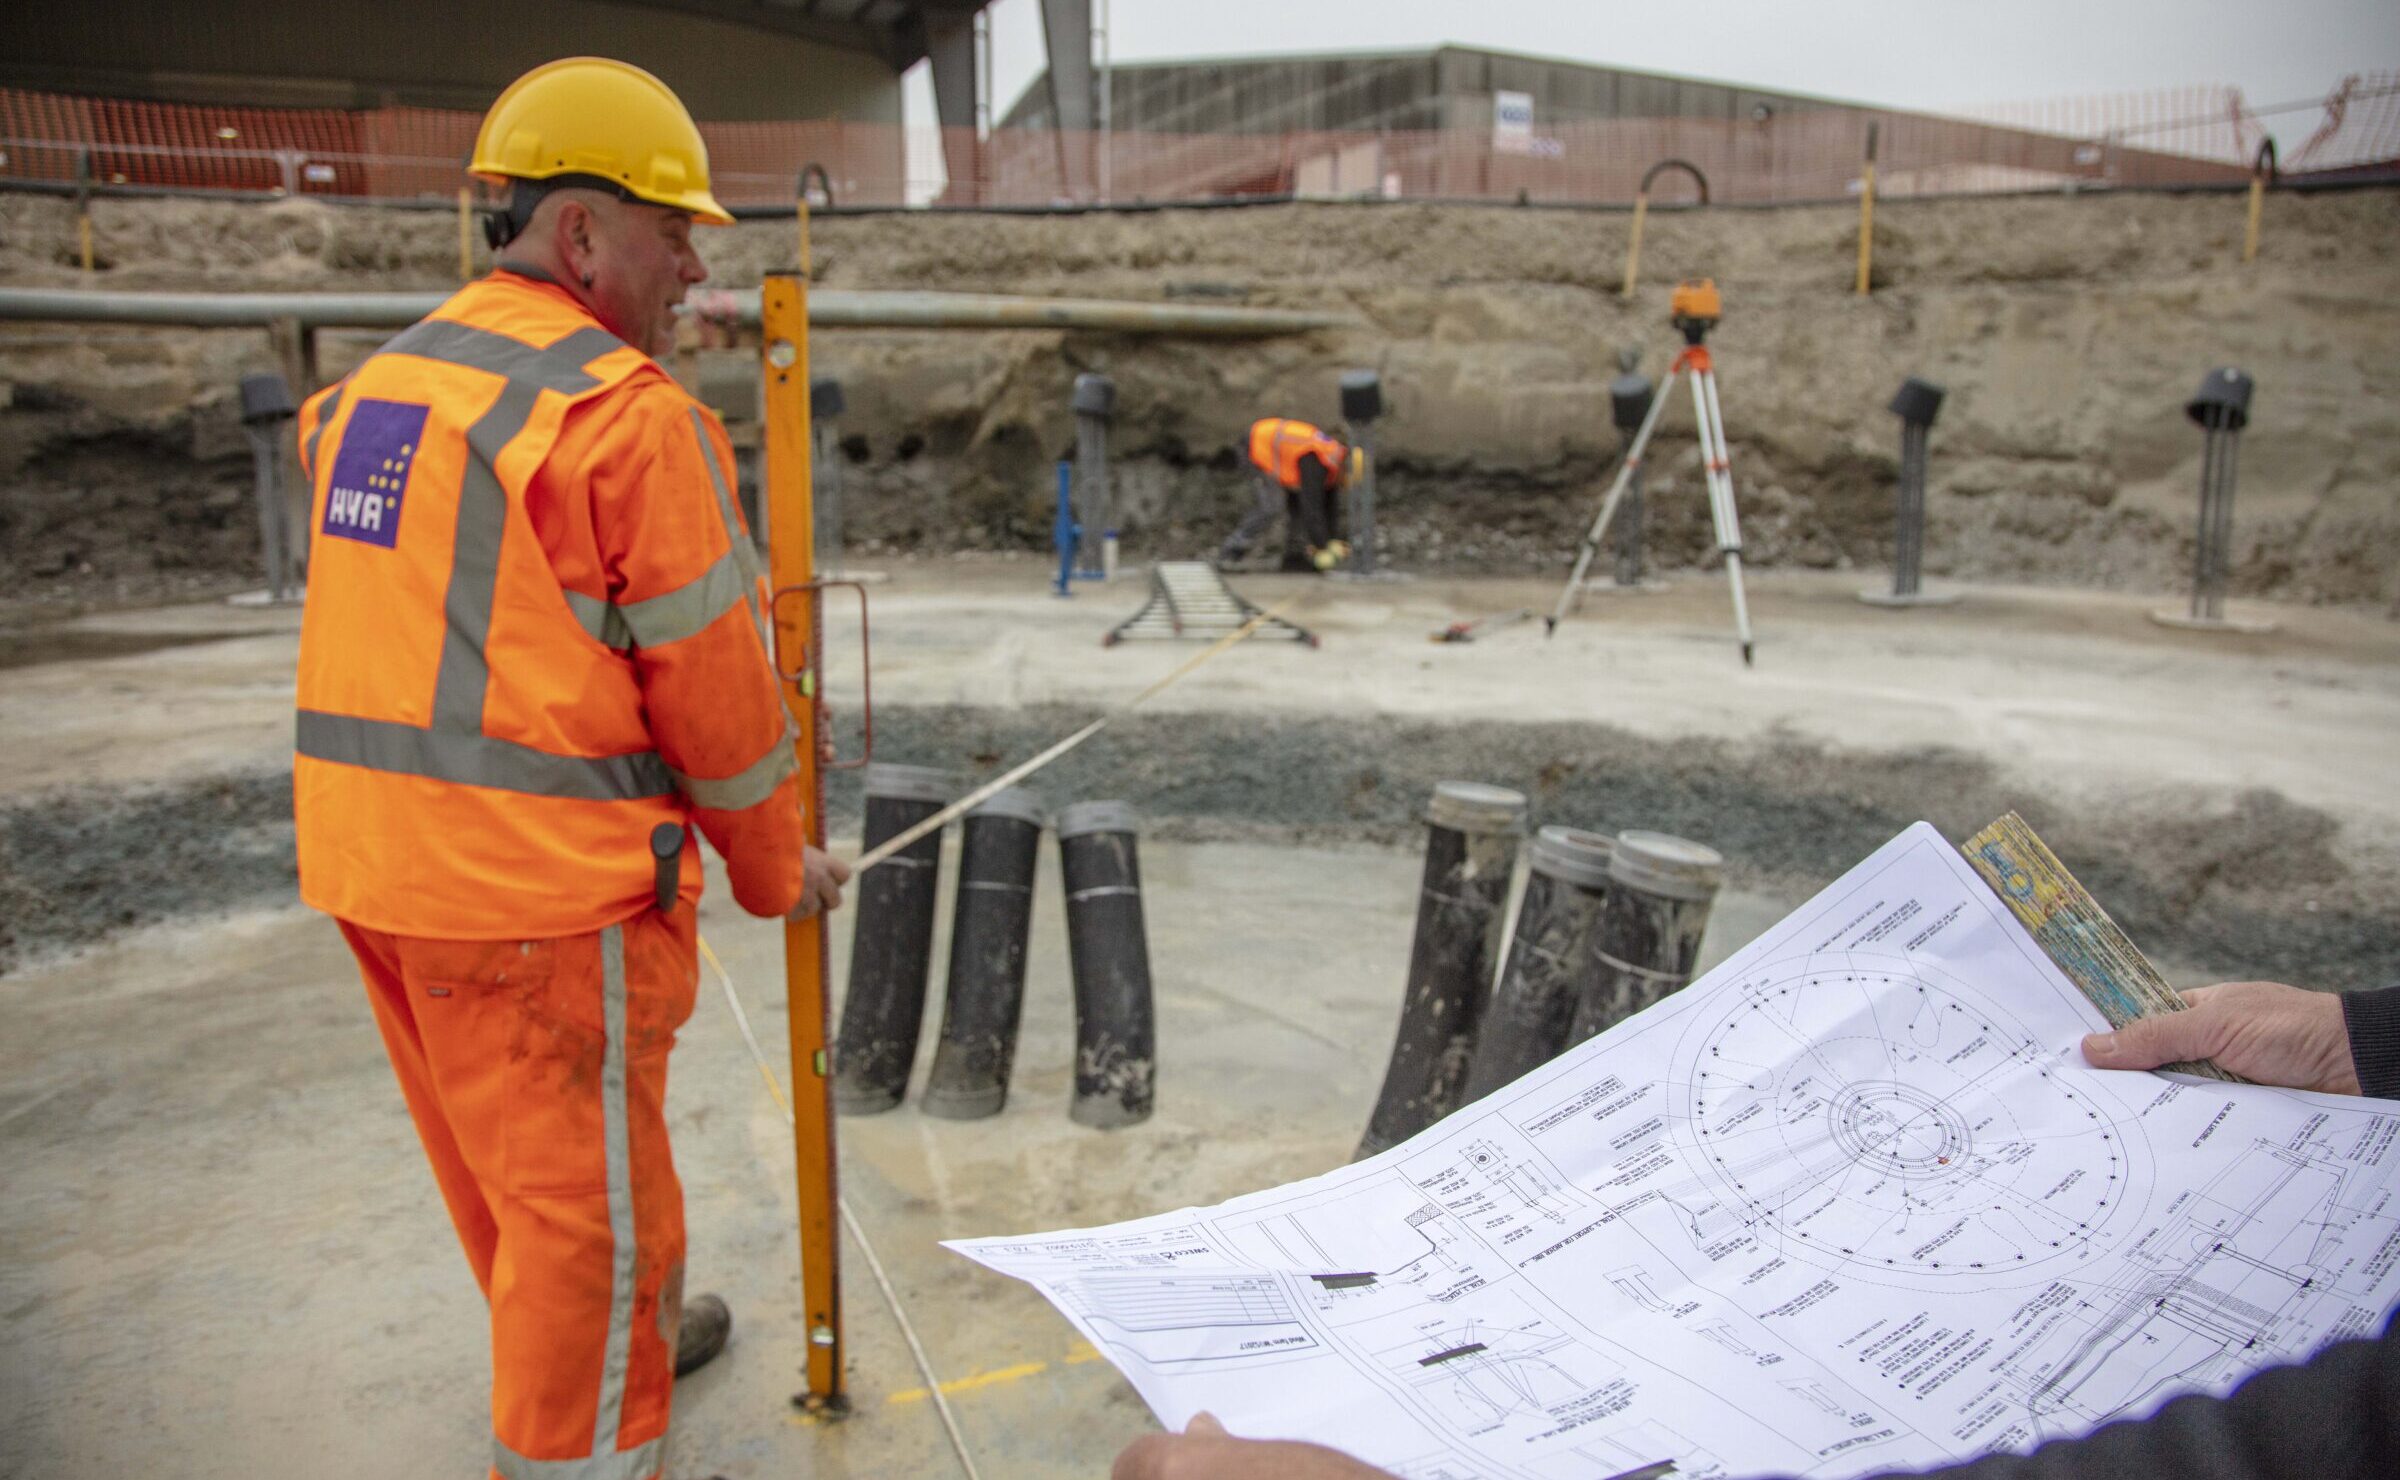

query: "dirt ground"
xmin=3 ymin=186 xmax=2398 ymax=620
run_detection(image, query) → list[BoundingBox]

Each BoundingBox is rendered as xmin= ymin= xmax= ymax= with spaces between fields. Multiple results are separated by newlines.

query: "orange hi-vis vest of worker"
xmin=1248 ymin=417 xmax=1350 ymax=491
xmin=293 ymin=270 xmax=805 ymax=938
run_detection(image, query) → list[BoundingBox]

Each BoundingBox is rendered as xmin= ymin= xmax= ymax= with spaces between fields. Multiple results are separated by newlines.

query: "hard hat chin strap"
xmin=480 ymin=173 xmax=644 ymax=252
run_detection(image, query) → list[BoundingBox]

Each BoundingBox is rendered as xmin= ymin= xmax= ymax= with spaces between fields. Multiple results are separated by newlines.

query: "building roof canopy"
xmin=611 ymin=0 xmax=986 ymax=70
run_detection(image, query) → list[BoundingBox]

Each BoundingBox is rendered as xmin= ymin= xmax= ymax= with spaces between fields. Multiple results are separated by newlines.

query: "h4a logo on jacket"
xmin=323 ymin=399 xmax=430 ymax=548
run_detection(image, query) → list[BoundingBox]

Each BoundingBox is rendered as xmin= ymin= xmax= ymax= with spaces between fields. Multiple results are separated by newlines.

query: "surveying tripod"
xmin=1546 ymin=279 xmax=1755 ymax=665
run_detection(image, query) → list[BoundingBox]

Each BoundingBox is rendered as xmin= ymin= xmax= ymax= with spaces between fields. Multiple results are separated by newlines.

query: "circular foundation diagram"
xmin=1826 ymin=1081 xmax=1973 ymax=1176
xmin=1675 ymin=958 xmax=2129 ymax=1278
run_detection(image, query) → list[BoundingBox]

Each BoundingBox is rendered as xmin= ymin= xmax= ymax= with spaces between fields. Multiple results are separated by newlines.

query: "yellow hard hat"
xmin=470 ymin=57 xmax=733 ymax=226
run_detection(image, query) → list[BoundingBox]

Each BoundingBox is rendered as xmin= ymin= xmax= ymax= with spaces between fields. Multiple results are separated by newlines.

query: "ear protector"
xmin=478 ymin=173 xmax=644 ymax=251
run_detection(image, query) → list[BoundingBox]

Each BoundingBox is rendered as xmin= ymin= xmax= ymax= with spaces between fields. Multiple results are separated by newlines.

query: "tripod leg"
xmin=1547 ymin=367 xmax=1680 ymax=636
xmin=1692 ymin=369 xmax=1756 ymax=666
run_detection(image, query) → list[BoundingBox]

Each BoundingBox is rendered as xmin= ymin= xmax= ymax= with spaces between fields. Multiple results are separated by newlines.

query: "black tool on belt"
xmin=650 ymin=823 xmax=685 ymax=913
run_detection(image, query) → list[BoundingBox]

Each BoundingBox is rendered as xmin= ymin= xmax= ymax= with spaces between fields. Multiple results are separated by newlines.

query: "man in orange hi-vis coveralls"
xmin=291 ymin=58 xmax=848 ymax=1480
xmin=1221 ymin=416 xmax=1362 ymax=572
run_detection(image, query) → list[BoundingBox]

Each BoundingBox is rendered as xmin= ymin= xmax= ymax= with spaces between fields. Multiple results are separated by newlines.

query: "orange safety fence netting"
xmin=3 ymin=76 xmax=2394 ymax=211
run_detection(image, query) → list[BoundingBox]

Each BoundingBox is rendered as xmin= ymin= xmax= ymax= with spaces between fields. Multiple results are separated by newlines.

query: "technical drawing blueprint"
xmin=949 ymin=824 xmax=2400 ymax=1479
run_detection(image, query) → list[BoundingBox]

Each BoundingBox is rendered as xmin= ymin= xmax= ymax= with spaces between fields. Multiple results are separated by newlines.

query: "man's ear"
xmin=555 ymin=198 xmax=599 ymax=288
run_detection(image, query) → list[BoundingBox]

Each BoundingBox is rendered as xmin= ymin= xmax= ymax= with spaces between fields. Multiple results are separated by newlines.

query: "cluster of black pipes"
xmin=833 ymin=763 xmax=1156 ymax=1130
xmin=1357 ymin=781 xmax=1724 ymax=1159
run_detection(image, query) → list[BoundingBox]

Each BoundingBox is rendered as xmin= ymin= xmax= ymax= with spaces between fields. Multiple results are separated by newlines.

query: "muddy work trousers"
xmin=340 ymin=907 xmax=697 ymax=1480
xmin=1220 ymin=468 xmax=1338 ymax=567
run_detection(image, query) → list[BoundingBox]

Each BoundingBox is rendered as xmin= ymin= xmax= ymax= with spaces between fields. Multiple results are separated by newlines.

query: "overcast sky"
xmin=905 ymin=0 xmax=2399 ymax=136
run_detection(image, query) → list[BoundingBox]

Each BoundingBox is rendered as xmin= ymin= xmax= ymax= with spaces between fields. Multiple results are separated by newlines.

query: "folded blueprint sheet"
xmin=947 ymin=823 xmax=2400 ymax=1480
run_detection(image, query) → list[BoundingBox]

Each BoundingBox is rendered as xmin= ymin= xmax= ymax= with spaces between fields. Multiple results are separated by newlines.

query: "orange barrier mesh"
xmin=3 ymin=77 xmax=2392 ymax=210
xmin=2281 ymin=73 xmax=2400 ymax=174
xmin=0 ymin=89 xmax=368 ymax=193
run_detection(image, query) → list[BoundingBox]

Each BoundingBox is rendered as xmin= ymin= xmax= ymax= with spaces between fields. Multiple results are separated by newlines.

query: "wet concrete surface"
xmin=0 ymin=834 xmax=1787 ymax=1477
xmin=0 ymin=598 xmax=302 ymax=803
xmin=0 ymin=625 xmax=253 ymax=670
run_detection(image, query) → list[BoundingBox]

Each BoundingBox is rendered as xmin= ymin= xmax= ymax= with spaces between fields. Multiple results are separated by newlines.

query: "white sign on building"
xmin=1493 ymin=89 xmax=1535 ymax=155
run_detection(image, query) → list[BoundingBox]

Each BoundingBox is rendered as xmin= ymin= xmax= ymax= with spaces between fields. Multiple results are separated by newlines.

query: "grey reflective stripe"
xmin=433 ymin=374 xmax=541 ymax=733
xmin=382 ymin=318 xmax=623 ymax=394
xmin=593 ymin=923 xmax=637 ymax=1459
xmin=621 ymin=547 xmax=751 ymax=649
xmin=670 ymin=733 xmax=795 ymax=811
xmin=563 ymin=588 xmax=634 ymax=650
xmin=297 ymin=709 xmax=674 ymax=802
xmin=492 ymin=1435 xmax=665 ymax=1480
xmin=392 ymin=323 xmax=623 ymax=733
xmin=687 ymin=406 xmax=763 ymax=588
xmin=303 ymin=315 xmax=668 ymax=799
xmin=686 ymin=406 xmax=770 ymax=651
xmin=303 ymin=381 xmax=345 ymax=479
xmin=565 ymin=547 xmax=752 ymax=653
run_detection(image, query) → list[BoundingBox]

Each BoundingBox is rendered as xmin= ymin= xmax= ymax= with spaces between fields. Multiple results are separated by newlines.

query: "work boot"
xmin=675 ymin=1293 xmax=732 ymax=1378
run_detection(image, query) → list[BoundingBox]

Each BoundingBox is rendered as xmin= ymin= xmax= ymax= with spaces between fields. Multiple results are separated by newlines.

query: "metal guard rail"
xmin=0 ymin=285 xmax=1351 ymax=336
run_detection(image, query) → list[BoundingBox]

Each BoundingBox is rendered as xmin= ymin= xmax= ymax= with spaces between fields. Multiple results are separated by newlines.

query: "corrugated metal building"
xmin=1001 ymin=44 xmax=1848 ymax=136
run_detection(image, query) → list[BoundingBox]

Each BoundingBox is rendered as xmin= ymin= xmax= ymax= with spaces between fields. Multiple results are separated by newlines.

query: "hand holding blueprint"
xmin=948 ymin=824 xmax=2400 ymax=1479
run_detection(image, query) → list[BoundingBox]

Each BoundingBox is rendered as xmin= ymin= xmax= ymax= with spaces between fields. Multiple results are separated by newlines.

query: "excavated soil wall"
xmin=4 ymin=187 xmax=2398 ymax=617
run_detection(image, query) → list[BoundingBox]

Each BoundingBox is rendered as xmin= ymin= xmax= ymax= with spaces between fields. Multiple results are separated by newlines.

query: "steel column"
xmin=2151 ymin=367 xmax=2272 ymax=635
xmin=1037 ymin=0 xmax=1098 ymax=201
xmin=1071 ymin=373 xmax=1115 ymax=578
xmin=925 ymin=11 xmax=985 ymax=206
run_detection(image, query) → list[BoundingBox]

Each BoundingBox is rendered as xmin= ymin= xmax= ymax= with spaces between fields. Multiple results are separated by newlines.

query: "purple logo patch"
xmin=323 ymin=398 xmax=429 ymax=548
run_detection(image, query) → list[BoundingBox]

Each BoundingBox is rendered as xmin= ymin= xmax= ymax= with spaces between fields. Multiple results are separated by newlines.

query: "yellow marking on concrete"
xmin=1064 ymin=1340 xmax=1105 ymax=1365
xmin=887 ymin=1359 xmax=1052 ymax=1405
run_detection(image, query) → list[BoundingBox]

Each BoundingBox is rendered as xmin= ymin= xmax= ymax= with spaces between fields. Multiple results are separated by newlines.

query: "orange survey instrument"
xmin=1668 ymin=276 xmax=1722 ymax=328
xmin=760 ymin=260 xmax=846 ymax=1413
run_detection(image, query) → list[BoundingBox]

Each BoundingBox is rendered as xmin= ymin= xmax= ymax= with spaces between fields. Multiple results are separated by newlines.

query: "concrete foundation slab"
xmin=0 ymin=834 xmax=1784 ymax=1475
xmin=2 ymin=556 xmax=2393 ymax=1468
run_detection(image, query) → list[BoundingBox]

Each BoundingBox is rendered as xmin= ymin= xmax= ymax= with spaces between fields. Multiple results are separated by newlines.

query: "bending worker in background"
xmin=291 ymin=57 xmax=847 ymax=1479
xmin=1116 ymin=979 xmax=2400 ymax=1480
xmin=1220 ymin=416 xmax=1362 ymax=572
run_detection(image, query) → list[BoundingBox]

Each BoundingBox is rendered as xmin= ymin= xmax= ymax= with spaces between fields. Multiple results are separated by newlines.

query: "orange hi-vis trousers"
xmin=341 ymin=907 xmax=697 ymax=1480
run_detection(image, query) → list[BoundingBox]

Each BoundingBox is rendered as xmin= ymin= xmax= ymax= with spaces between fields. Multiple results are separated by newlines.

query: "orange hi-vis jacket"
xmin=1247 ymin=417 xmax=1348 ymax=492
xmin=293 ymin=269 xmax=807 ymax=939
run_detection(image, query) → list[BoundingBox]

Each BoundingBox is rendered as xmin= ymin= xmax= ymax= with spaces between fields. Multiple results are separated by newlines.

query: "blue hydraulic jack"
xmin=1052 ymin=461 xmax=1080 ymax=598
